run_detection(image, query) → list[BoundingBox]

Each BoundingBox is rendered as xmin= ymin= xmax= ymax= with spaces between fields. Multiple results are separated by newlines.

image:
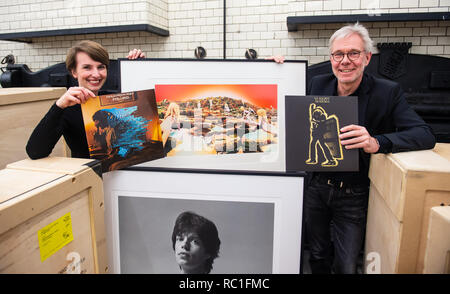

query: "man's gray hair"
xmin=329 ymin=23 xmax=374 ymax=54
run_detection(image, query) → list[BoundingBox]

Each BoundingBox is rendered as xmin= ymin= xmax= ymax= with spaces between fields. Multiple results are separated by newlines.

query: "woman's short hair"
xmin=328 ymin=23 xmax=374 ymax=54
xmin=171 ymin=211 xmax=221 ymax=273
xmin=66 ymin=40 xmax=109 ymax=73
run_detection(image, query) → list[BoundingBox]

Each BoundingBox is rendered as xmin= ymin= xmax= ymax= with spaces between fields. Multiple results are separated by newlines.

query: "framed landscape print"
xmin=103 ymin=169 xmax=304 ymax=274
xmin=285 ymin=95 xmax=359 ymax=171
xmin=119 ymin=59 xmax=307 ymax=172
xmin=155 ymin=84 xmax=278 ymax=157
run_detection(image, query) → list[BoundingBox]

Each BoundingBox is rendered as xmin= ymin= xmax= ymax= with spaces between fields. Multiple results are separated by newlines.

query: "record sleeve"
xmin=81 ymin=89 xmax=165 ymax=173
xmin=285 ymin=95 xmax=358 ymax=171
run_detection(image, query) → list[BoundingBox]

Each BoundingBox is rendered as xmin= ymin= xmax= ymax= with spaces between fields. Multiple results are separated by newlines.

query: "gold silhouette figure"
xmin=306 ymin=103 xmax=343 ymax=167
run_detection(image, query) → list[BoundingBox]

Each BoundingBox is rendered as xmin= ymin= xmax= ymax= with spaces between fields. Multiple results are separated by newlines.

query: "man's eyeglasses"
xmin=331 ymin=50 xmax=364 ymax=62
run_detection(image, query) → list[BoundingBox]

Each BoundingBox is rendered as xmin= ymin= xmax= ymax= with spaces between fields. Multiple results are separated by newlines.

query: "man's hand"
xmin=127 ymin=48 xmax=145 ymax=59
xmin=339 ymin=124 xmax=379 ymax=153
xmin=265 ymin=55 xmax=285 ymax=64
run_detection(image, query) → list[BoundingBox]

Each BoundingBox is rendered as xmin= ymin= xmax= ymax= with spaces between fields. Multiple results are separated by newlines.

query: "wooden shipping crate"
xmin=423 ymin=206 xmax=450 ymax=274
xmin=0 ymin=157 xmax=108 ymax=274
xmin=364 ymin=143 xmax=450 ymax=273
xmin=0 ymin=87 xmax=69 ymax=169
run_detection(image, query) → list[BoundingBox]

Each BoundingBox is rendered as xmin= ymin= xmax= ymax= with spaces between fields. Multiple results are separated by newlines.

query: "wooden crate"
xmin=0 ymin=87 xmax=69 ymax=169
xmin=423 ymin=206 xmax=450 ymax=274
xmin=365 ymin=143 xmax=450 ymax=273
xmin=0 ymin=157 xmax=108 ymax=274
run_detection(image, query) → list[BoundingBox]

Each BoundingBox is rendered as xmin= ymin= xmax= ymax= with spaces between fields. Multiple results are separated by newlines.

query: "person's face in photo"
xmin=330 ymin=33 xmax=371 ymax=87
xmin=175 ymin=232 xmax=211 ymax=273
xmin=72 ymin=51 xmax=107 ymax=95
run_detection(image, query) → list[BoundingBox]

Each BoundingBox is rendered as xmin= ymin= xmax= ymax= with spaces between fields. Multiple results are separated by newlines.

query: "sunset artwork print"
xmin=81 ymin=89 xmax=165 ymax=173
xmin=155 ymin=84 xmax=278 ymax=157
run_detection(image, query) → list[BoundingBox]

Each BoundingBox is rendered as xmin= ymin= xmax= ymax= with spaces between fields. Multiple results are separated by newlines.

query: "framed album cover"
xmin=102 ymin=169 xmax=304 ymax=274
xmin=285 ymin=95 xmax=358 ymax=171
xmin=119 ymin=59 xmax=307 ymax=172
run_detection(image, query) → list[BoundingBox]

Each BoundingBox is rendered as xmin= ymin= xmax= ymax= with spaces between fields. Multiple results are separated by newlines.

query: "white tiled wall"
xmin=0 ymin=0 xmax=168 ymax=32
xmin=0 ymin=0 xmax=448 ymax=71
xmin=291 ymin=0 xmax=449 ymax=15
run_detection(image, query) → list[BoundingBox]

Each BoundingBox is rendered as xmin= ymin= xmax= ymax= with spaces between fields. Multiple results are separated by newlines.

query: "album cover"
xmin=81 ymin=89 xmax=165 ymax=173
xmin=285 ymin=95 xmax=358 ymax=171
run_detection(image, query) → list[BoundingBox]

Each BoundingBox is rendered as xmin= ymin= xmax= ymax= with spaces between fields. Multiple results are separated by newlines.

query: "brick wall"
xmin=0 ymin=0 xmax=448 ymax=72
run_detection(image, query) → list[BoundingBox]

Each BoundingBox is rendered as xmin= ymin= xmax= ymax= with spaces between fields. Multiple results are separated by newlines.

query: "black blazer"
xmin=308 ymin=73 xmax=436 ymax=181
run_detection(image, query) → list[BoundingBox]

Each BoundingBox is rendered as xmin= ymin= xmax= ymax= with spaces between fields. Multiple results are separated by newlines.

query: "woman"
xmin=256 ymin=108 xmax=277 ymax=135
xmin=160 ymin=102 xmax=181 ymax=148
xmin=26 ymin=41 xmax=144 ymax=159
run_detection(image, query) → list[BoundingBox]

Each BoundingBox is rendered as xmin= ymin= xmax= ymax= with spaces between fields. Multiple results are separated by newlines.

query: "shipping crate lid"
xmin=370 ymin=144 xmax=450 ymax=180
xmin=7 ymin=157 xmax=94 ymax=174
xmin=0 ymin=87 xmax=66 ymax=106
xmin=390 ymin=147 xmax=450 ymax=173
xmin=0 ymin=169 xmax=64 ymax=204
xmin=433 ymin=143 xmax=450 ymax=162
xmin=1 ymin=157 xmax=96 ymax=204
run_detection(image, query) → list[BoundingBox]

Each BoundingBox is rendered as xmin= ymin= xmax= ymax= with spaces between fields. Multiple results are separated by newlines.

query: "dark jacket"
xmin=308 ymin=73 xmax=436 ymax=183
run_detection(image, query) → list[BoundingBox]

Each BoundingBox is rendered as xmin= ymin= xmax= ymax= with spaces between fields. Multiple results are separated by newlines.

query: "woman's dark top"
xmin=26 ymin=102 xmax=90 ymax=159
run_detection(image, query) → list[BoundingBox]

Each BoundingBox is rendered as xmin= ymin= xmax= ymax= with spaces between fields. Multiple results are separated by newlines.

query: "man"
xmin=172 ymin=211 xmax=221 ymax=274
xmin=273 ymin=23 xmax=436 ymax=273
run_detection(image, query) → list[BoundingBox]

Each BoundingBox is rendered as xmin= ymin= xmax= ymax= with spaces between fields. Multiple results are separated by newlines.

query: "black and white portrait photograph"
xmin=118 ymin=196 xmax=274 ymax=274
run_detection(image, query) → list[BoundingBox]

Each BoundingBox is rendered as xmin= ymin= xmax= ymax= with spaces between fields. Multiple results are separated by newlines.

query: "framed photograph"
xmin=119 ymin=59 xmax=307 ymax=172
xmin=103 ymin=169 xmax=304 ymax=274
xmin=285 ymin=95 xmax=359 ymax=171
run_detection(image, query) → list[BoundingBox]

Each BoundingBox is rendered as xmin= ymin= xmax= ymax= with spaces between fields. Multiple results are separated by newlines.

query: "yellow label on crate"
xmin=38 ymin=212 xmax=74 ymax=262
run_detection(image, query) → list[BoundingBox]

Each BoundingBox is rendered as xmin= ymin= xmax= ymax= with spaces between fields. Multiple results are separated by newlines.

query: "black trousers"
xmin=304 ymin=175 xmax=369 ymax=274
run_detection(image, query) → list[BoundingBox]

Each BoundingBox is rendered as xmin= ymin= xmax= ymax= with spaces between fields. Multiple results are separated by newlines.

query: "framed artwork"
xmin=155 ymin=84 xmax=278 ymax=158
xmin=285 ymin=95 xmax=359 ymax=171
xmin=119 ymin=59 xmax=307 ymax=172
xmin=103 ymin=169 xmax=304 ymax=274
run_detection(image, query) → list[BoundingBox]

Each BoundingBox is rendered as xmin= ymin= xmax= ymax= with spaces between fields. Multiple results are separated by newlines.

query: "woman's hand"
xmin=55 ymin=87 xmax=96 ymax=109
xmin=127 ymin=48 xmax=146 ymax=59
